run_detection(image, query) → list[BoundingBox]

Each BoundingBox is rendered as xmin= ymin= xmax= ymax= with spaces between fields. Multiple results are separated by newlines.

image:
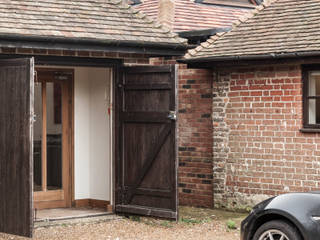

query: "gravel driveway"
xmin=0 ymin=207 xmax=247 ymax=240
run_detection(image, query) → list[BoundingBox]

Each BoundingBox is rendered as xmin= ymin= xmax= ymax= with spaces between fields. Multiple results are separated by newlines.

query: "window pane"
xmin=46 ymin=82 xmax=63 ymax=190
xmin=34 ymin=82 xmax=42 ymax=192
xmin=309 ymin=72 xmax=320 ymax=96
xmin=309 ymin=99 xmax=316 ymax=124
xmin=308 ymin=99 xmax=320 ymax=124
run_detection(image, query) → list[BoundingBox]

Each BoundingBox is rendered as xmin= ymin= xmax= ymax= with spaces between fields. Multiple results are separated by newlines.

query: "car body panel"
xmin=241 ymin=193 xmax=320 ymax=240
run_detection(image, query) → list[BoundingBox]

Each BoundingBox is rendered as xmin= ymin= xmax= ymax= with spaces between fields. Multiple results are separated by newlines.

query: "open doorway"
xmin=0 ymin=57 xmax=178 ymax=238
xmin=33 ymin=68 xmax=73 ymax=209
xmin=33 ymin=66 xmax=113 ymax=219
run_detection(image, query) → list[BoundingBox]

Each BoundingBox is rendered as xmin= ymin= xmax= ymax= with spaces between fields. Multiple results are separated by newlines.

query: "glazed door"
xmin=33 ymin=69 xmax=72 ymax=209
xmin=116 ymin=65 xmax=178 ymax=219
xmin=0 ymin=58 xmax=34 ymax=237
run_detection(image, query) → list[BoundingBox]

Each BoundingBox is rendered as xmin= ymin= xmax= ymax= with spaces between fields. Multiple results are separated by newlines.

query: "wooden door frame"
xmin=33 ymin=67 xmax=74 ymax=209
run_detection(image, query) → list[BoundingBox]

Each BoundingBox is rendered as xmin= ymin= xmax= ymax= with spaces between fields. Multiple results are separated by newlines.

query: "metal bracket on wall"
xmin=168 ymin=111 xmax=177 ymax=121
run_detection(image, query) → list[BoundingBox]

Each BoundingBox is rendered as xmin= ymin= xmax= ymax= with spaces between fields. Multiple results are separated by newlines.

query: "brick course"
xmin=151 ymin=57 xmax=214 ymax=208
xmin=213 ymin=63 xmax=320 ymax=209
xmin=2 ymin=47 xmax=151 ymax=65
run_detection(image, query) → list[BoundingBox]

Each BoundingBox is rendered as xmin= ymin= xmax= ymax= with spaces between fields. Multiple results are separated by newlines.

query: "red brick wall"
xmin=179 ymin=67 xmax=213 ymax=208
xmin=151 ymin=58 xmax=214 ymax=208
xmin=213 ymin=63 xmax=320 ymax=209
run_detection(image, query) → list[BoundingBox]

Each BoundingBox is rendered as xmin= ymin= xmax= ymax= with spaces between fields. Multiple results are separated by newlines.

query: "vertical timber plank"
xmin=0 ymin=58 xmax=34 ymax=237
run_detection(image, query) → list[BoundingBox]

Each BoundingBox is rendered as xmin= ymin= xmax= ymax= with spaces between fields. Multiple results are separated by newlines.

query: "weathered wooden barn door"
xmin=116 ymin=65 xmax=178 ymax=219
xmin=0 ymin=58 xmax=34 ymax=237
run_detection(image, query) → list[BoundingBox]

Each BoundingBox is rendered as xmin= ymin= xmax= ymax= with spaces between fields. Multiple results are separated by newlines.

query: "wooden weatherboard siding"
xmin=0 ymin=58 xmax=34 ymax=237
xmin=116 ymin=65 xmax=178 ymax=219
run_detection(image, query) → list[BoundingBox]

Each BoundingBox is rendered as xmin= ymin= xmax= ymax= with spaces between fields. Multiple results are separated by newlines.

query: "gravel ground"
xmin=0 ymin=207 xmax=247 ymax=240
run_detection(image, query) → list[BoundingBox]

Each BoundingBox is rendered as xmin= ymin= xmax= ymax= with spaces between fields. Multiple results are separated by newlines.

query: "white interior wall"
xmin=74 ymin=68 xmax=91 ymax=199
xmin=89 ymin=68 xmax=111 ymax=200
xmin=74 ymin=67 xmax=112 ymax=201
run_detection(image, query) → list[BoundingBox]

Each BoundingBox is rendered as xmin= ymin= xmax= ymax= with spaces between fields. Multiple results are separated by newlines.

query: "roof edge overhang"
xmin=180 ymin=51 xmax=320 ymax=68
xmin=0 ymin=34 xmax=189 ymax=57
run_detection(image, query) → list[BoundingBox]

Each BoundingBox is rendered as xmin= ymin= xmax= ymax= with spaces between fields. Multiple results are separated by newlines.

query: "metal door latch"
xmin=31 ymin=114 xmax=36 ymax=123
xmin=168 ymin=111 xmax=177 ymax=121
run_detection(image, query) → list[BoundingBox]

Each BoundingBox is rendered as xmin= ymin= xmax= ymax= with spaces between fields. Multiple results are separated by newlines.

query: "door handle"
xmin=168 ymin=111 xmax=176 ymax=121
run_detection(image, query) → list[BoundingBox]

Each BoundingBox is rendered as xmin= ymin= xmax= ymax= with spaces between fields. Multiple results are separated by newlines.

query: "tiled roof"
xmin=185 ymin=0 xmax=320 ymax=61
xmin=134 ymin=0 xmax=252 ymax=32
xmin=0 ymin=0 xmax=187 ymax=47
xmin=134 ymin=0 xmax=159 ymax=22
xmin=174 ymin=0 xmax=252 ymax=32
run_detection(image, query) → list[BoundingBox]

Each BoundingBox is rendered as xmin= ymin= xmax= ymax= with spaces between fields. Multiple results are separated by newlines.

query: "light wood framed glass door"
xmin=33 ymin=68 xmax=73 ymax=210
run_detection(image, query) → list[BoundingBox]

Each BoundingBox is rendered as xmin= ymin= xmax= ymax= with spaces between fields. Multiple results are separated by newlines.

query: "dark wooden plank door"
xmin=116 ymin=65 xmax=178 ymax=219
xmin=0 ymin=58 xmax=34 ymax=237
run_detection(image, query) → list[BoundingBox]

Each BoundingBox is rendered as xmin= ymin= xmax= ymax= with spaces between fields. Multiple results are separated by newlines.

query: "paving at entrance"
xmin=0 ymin=207 xmax=247 ymax=240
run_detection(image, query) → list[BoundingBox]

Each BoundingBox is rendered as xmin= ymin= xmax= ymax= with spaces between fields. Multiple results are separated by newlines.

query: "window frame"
xmin=302 ymin=64 xmax=320 ymax=129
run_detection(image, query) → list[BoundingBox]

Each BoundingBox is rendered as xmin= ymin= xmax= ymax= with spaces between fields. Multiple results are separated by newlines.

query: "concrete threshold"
xmin=34 ymin=208 xmax=122 ymax=228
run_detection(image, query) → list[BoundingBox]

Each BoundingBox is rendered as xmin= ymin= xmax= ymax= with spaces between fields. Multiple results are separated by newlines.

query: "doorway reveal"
xmin=73 ymin=67 xmax=113 ymax=206
xmin=33 ymin=66 xmax=113 ymax=213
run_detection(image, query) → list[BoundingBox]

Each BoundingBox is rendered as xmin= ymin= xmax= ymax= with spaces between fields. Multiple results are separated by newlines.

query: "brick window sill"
xmin=300 ymin=128 xmax=320 ymax=133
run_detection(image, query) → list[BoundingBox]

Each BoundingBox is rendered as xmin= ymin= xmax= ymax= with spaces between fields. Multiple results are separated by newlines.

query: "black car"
xmin=241 ymin=192 xmax=320 ymax=240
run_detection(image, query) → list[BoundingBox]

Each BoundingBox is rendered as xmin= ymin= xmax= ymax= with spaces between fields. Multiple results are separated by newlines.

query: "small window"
xmin=303 ymin=66 xmax=320 ymax=128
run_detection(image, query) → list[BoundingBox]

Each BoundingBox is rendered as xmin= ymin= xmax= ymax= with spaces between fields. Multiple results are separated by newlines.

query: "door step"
xmin=34 ymin=208 xmax=122 ymax=228
xmin=35 ymin=213 xmax=122 ymax=228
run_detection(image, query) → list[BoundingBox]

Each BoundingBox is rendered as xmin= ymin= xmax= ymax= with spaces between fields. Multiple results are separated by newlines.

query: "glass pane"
xmin=308 ymin=99 xmax=320 ymax=124
xmin=308 ymin=72 xmax=320 ymax=125
xmin=309 ymin=72 xmax=320 ymax=96
xmin=46 ymin=82 xmax=63 ymax=190
xmin=34 ymin=82 xmax=42 ymax=192
xmin=309 ymin=99 xmax=316 ymax=124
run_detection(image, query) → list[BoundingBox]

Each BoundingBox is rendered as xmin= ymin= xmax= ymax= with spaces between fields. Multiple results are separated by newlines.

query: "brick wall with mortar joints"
xmin=213 ymin=63 xmax=320 ymax=210
xmin=212 ymin=72 xmax=231 ymax=208
xmin=151 ymin=57 xmax=214 ymax=208
xmin=1 ymin=47 xmax=151 ymax=65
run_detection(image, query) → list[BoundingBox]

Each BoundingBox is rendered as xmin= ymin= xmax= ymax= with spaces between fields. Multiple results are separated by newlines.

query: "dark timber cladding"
xmin=0 ymin=58 xmax=34 ymax=237
xmin=116 ymin=65 xmax=178 ymax=219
